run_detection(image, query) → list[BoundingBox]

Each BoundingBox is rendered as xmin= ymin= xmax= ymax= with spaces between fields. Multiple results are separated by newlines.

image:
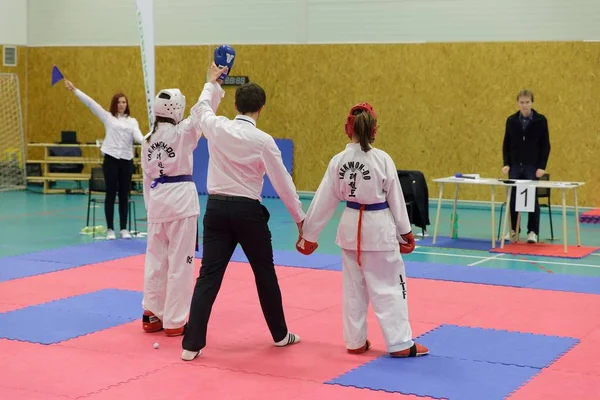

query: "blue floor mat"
xmin=407 ymin=261 xmax=600 ymax=295
xmin=0 ymin=258 xmax=78 ymax=282
xmin=327 ymin=355 xmax=540 ymax=400
xmin=279 ymin=253 xmax=600 ymax=295
xmin=416 ymin=235 xmax=496 ymax=251
xmin=0 ymin=240 xmax=147 ymax=282
xmin=293 ymin=257 xmax=545 ymax=288
xmin=524 ymin=273 xmax=600 ymax=294
xmin=406 ymin=261 xmax=546 ymax=288
xmin=272 ymin=250 xmax=341 ymax=269
xmin=0 ymin=289 xmax=142 ymax=344
xmin=322 ymin=262 xmax=343 ymax=271
xmin=195 ymin=246 xmax=249 ymax=263
xmin=195 ymin=246 xmax=342 ymax=269
xmin=4 ymin=240 xmax=600 ymax=296
xmin=416 ymin=325 xmax=578 ymax=368
xmin=327 ymin=325 xmax=577 ymax=399
xmin=197 ymin=246 xmax=600 ymax=295
xmin=17 ymin=240 xmax=147 ymax=265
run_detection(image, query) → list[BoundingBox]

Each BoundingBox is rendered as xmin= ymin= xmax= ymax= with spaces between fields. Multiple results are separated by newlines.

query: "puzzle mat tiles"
xmin=4 ymin=239 xmax=600 ymax=297
xmin=0 ymin=251 xmax=599 ymax=399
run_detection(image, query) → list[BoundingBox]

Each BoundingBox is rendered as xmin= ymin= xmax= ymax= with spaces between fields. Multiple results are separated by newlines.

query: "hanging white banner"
xmin=136 ymin=0 xmax=155 ymax=130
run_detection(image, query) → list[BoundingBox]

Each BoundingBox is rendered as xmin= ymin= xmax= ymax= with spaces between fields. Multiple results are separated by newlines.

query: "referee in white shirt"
xmin=181 ymin=63 xmax=305 ymax=361
xmin=65 ymin=79 xmax=144 ymax=240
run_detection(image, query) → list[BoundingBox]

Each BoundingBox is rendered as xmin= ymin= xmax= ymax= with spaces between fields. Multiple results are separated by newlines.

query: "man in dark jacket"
xmin=502 ymin=89 xmax=551 ymax=244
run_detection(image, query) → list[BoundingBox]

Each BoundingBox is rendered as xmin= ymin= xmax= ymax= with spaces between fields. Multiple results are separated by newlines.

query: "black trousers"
xmin=509 ymin=164 xmax=540 ymax=235
xmin=102 ymin=154 xmax=133 ymax=231
xmin=182 ymin=195 xmax=289 ymax=352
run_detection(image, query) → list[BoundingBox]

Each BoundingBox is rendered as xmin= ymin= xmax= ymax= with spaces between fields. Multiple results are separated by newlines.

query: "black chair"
xmin=497 ymin=173 xmax=554 ymax=240
xmin=86 ymin=167 xmax=137 ymax=238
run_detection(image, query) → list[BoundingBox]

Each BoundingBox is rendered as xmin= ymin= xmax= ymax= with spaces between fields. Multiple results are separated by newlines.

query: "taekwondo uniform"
xmin=141 ymin=88 xmax=220 ymax=336
xmin=181 ymin=81 xmax=304 ymax=358
xmin=301 ymin=143 xmax=417 ymax=354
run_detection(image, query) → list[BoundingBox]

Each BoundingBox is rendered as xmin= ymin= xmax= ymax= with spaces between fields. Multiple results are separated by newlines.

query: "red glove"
xmin=399 ymin=232 xmax=415 ymax=254
xmin=296 ymin=236 xmax=318 ymax=255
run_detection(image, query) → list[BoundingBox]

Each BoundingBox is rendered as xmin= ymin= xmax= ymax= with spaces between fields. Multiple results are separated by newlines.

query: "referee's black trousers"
xmin=182 ymin=195 xmax=289 ymax=352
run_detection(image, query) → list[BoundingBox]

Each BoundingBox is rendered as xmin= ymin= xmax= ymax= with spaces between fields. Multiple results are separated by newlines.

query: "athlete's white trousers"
xmin=142 ymin=215 xmax=197 ymax=329
xmin=341 ymin=247 xmax=414 ymax=353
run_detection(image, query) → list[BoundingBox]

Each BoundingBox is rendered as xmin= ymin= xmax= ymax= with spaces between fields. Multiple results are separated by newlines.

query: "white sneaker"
xmin=120 ymin=229 xmax=132 ymax=239
xmin=181 ymin=349 xmax=201 ymax=361
xmin=504 ymin=230 xmax=517 ymax=242
xmin=274 ymin=332 xmax=301 ymax=347
xmin=106 ymin=229 xmax=116 ymax=240
xmin=527 ymin=232 xmax=538 ymax=243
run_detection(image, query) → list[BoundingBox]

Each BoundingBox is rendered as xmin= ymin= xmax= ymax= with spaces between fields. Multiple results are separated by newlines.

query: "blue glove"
xmin=214 ymin=45 xmax=236 ymax=81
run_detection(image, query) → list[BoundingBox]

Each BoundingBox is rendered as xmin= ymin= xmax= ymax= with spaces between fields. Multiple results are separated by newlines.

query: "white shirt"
xmin=141 ymin=118 xmax=203 ymax=224
xmin=190 ymin=82 xmax=305 ymax=224
xmin=74 ymin=89 xmax=144 ymax=159
xmin=302 ymin=143 xmax=412 ymax=251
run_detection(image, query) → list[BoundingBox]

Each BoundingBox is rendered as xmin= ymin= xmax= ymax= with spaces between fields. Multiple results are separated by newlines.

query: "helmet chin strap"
xmin=344 ymin=103 xmax=378 ymax=140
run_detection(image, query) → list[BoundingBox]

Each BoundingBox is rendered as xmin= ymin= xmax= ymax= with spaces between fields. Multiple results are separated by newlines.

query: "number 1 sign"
xmin=515 ymin=184 xmax=536 ymax=212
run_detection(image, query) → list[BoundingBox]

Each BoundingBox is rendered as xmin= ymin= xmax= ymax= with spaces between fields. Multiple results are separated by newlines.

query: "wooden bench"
xmin=26 ymin=143 xmax=143 ymax=194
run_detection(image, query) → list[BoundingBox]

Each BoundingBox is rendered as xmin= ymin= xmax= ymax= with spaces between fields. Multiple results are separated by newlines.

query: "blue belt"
xmin=151 ymin=175 xmax=193 ymax=188
xmin=346 ymin=201 xmax=389 ymax=211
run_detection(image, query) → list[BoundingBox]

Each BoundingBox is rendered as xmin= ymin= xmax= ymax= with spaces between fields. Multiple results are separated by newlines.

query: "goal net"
xmin=0 ymin=73 xmax=26 ymax=191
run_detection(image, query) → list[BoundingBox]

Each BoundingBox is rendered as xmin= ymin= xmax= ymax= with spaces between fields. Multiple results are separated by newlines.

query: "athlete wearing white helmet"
xmin=141 ymin=86 xmax=224 ymax=337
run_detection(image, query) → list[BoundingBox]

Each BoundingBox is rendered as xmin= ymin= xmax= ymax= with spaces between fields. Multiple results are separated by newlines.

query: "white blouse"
xmin=74 ymin=89 xmax=144 ymax=160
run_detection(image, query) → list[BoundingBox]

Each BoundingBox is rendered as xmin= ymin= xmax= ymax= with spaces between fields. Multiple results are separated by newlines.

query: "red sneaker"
xmin=390 ymin=343 xmax=429 ymax=357
xmin=164 ymin=326 xmax=185 ymax=337
xmin=142 ymin=311 xmax=162 ymax=333
xmin=347 ymin=340 xmax=371 ymax=354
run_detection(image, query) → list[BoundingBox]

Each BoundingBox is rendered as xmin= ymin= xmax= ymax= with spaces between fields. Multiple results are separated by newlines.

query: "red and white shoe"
xmin=347 ymin=340 xmax=371 ymax=355
xmin=390 ymin=342 xmax=429 ymax=357
xmin=164 ymin=326 xmax=185 ymax=337
xmin=142 ymin=311 xmax=162 ymax=333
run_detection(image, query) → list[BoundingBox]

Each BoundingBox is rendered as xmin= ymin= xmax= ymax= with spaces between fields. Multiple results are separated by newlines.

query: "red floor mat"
xmin=580 ymin=208 xmax=600 ymax=224
xmin=0 ymin=344 xmax=177 ymax=398
xmin=2 ymin=253 xmax=599 ymax=399
xmin=76 ymin=363 xmax=433 ymax=400
xmin=549 ymin=327 xmax=600 ymax=376
xmin=490 ymin=242 xmax=599 ymax=258
xmin=508 ymin=369 xmax=600 ymax=400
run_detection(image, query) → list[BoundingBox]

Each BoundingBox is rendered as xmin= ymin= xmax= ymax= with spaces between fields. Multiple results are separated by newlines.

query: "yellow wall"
xmin=26 ymin=43 xmax=600 ymax=206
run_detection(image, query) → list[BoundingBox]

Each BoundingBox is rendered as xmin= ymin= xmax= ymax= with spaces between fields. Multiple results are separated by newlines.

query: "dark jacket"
xmin=502 ymin=109 xmax=551 ymax=170
xmin=397 ymin=170 xmax=430 ymax=231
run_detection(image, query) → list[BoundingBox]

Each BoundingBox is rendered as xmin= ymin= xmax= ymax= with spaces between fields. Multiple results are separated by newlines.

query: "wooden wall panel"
xmin=26 ymin=43 xmax=600 ymax=206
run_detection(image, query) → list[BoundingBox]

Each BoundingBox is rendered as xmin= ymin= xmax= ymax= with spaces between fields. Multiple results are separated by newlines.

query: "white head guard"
xmin=154 ymin=88 xmax=186 ymax=123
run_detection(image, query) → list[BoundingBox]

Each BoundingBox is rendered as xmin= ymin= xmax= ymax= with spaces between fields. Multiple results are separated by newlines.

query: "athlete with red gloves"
xmin=295 ymin=103 xmax=428 ymax=358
